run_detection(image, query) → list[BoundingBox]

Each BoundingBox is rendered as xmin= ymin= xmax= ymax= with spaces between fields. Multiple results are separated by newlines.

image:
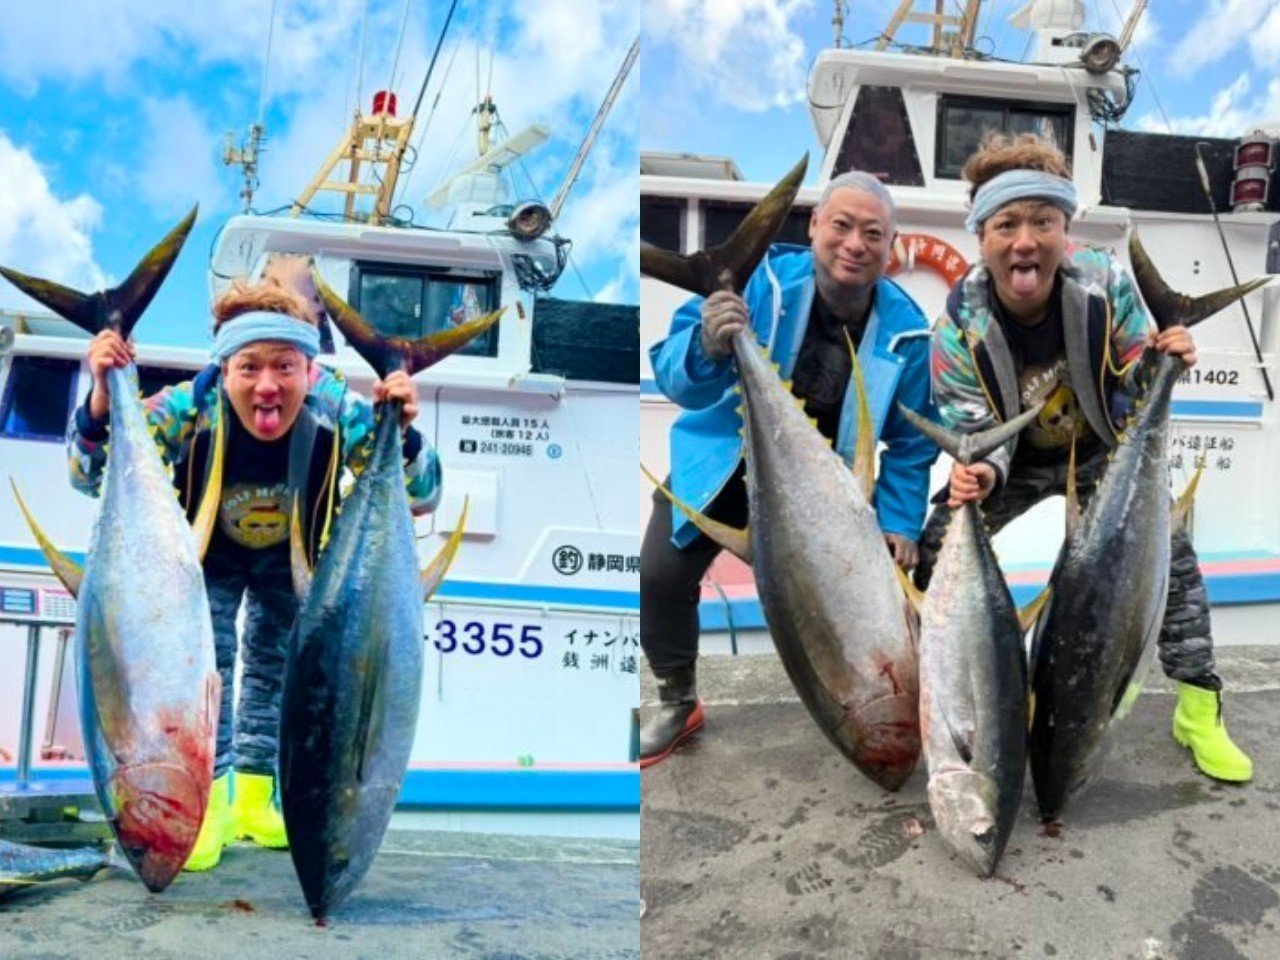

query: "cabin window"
xmin=832 ymin=86 xmax=925 ymax=187
xmin=702 ymin=202 xmax=815 ymax=250
xmin=936 ymin=95 xmax=1074 ymax=179
xmin=136 ymin=365 xmax=192 ymax=399
xmin=349 ymin=265 xmax=500 ymax=358
xmin=641 ymin=197 xmax=685 ymax=252
xmin=0 ymin=355 xmax=79 ymax=443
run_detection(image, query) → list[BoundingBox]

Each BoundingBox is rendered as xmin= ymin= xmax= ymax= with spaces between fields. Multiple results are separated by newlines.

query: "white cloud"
xmin=644 ymin=0 xmax=813 ymax=113
xmin=1134 ymin=72 xmax=1280 ymax=138
xmin=1168 ymin=0 xmax=1273 ymax=75
xmin=1247 ymin=1 xmax=1280 ymax=67
xmin=137 ymin=96 xmax=233 ymax=216
xmin=0 ymin=133 xmax=107 ymax=307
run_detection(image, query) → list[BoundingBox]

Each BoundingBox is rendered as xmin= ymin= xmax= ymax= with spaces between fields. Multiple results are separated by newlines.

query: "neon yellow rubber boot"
xmin=183 ymin=773 xmax=232 ymax=872
xmin=1172 ymin=682 xmax=1253 ymax=783
xmin=231 ymin=771 xmax=289 ymax=849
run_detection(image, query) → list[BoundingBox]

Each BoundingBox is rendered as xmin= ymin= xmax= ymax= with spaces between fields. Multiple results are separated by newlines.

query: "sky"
xmin=0 ymin=0 xmax=639 ymax=347
xmin=642 ymin=0 xmax=1280 ymax=181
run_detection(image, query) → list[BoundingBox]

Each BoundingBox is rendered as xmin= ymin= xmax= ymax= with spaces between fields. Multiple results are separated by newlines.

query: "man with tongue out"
xmin=69 ymin=274 xmax=440 ymax=871
xmin=913 ymin=132 xmax=1252 ymax=785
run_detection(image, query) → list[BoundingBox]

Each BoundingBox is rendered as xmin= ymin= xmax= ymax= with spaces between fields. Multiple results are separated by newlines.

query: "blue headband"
xmin=964 ymin=170 xmax=1078 ymax=233
xmin=212 ymin=311 xmax=321 ymax=362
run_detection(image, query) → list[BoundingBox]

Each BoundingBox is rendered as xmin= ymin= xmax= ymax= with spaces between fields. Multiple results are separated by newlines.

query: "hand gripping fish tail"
xmin=640 ymin=154 xmax=807 ymax=297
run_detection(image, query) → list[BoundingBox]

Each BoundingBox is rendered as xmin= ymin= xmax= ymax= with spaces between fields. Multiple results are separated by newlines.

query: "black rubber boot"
xmin=640 ymin=663 xmax=705 ymax=769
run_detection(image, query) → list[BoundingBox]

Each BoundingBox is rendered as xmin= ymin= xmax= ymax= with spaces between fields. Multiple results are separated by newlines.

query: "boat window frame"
xmin=347 ymin=261 xmax=503 ymax=360
xmin=832 ymin=85 xmax=926 ymax=188
xmin=934 ymin=94 xmax=1075 ymax=181
xmin=135 ymin=364 xmax=195 ymax=400
xmin=0 ymin=353 xmax=81 ymax=444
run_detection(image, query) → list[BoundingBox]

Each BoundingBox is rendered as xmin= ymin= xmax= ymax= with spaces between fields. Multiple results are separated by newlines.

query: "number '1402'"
xmin=430 ymin=619 xmax=544 ymax=659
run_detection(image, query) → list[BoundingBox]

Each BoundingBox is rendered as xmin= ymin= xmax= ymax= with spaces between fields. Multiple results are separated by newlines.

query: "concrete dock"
xmin=641 ymin=647 xmax=1280 ymax=960
xmin=0 ymin=828 xmax=639 ymax=959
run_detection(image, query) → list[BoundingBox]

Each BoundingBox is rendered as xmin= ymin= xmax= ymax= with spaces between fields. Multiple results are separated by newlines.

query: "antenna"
xmin=223 ymin=124 xmax=267 ymax=213
xmin=548 ymin=36 xmax=640 ymax=222
xmin=1117 ymin=0 xmax=1147 ymax=52
xmin=877 ymin=0 xmax=982 ymax=56
xmin=833 ymin=1 xmax=848 ymax=48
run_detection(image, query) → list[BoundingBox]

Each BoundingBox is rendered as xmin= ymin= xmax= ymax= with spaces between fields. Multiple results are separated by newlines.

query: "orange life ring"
xmin=887 ymin=233 xmax=970 ymax=287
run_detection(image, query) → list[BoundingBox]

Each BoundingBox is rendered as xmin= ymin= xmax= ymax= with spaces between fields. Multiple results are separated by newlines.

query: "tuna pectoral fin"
xmin=639 ymin=155 xmax=808 ymax=296
xmin=1130 ymin=233 xmax=1270 ymax=331
xmin=9 ymin=480 xmax=83 ymax=597
xmin=641 ymin=465 xmax=750 ymax=563
xmin=1018 ymin=585 xmax=1052 ymax=634
xmin=845 ymin=330 xmax=875 ymax=500
xmin=190 ymin=393 xmax=226 ymax=562
xmin=1171 ymin=463 xmax=1205 ymax=532
xmin=0 ymin=207 xmax=196 ymax=339
xmin=314 ymin=271 xmax=503 ymax=377
xmin=288 ymin=498 xmax=313 ymax=599
xmin=421 ymin=497 xmax=468 ymax=602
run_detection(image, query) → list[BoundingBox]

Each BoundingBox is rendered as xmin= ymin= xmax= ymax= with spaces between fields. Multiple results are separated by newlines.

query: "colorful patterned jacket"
xmin=931 ymin=244 xmax=1149 ymax=485
xmin=67 ymin=363 xmax=441 ymax=560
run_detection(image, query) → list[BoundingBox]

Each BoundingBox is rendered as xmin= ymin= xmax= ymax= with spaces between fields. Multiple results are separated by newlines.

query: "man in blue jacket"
xmin=641 ymin=171 xmax=938 ymax=767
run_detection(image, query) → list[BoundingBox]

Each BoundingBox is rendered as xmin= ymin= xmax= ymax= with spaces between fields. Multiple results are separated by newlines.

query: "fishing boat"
xmin=641 ymin=0 xmax=1280 ymax=652
xmin=0 ymin=21 xmax=640 ymax=838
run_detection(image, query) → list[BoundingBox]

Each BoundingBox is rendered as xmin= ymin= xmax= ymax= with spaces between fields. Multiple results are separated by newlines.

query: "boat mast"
xmin=877 ymin=0 xmax=982 ymax=56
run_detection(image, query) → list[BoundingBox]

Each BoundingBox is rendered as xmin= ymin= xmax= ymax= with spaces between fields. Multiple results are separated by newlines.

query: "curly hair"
xmin=962 ymin=132 xmax=1072 ymax=201
xmin=211 ymin=277 xmax=314 ymax=330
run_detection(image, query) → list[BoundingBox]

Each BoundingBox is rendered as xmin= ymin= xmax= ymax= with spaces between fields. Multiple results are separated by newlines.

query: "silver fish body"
xmin=737 ymin=333 xmax=920 ymax=790
xmin=76 ymin=364 xmax=218 ymax=890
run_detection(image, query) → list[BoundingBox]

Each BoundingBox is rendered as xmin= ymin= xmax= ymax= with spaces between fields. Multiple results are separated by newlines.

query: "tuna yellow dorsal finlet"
xmin=641 ymin=464 xmax=750 ymax=563
xmin=190 ymin=390 xmax=227 ymax=562
xmin=420 ymin=496 xmax=469 ymax=602
xmin=9 ymin=479 xmax=83 ymax=597
xmin=844 ymin=328 xmax=875 ymax=500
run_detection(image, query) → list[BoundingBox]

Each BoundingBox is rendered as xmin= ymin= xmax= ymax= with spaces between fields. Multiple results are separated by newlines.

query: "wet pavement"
xmin=641 ymin=647 xmax=1280 ymax=960
xmin=0 ymin=829 xmax=639 ymax=959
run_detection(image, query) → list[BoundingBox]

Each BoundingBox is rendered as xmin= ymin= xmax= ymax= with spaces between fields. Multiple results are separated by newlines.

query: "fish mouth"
xmin=108 ymin=762 xmax=205 ymax=892
xmin=928 ymin=770 xmax=1003 ymax=877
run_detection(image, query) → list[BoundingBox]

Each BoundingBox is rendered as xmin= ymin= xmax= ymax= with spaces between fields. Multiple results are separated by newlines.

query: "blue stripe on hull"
xmin=0 ymin=767 xmax=640 ymax=811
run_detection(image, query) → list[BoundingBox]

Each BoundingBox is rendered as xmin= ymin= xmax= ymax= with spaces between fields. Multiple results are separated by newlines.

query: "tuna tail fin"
xmin=895 ymin=401 xmax=1043 ymax=467
xmin=0 ymin=206 xmax=196 ymax=339
xmin=1129 ymin=232 xmax=1269 ymax=332
xmin=639 ymin=155 xmax=808 ymax=296
xmin=845 ymin=329 xmax=876 ymax=500
xmin=1171 ymin=462 xmax=1205 ymax=532
xmin=9 ymin=480 xmax=83 ymax=597
xmin=421 ymin=496 xmax=468 ymax=602
xmin=313 ymin=271 xmax=502 ymax=378
xmin=641 ymin=464 xmax=751 ymax=563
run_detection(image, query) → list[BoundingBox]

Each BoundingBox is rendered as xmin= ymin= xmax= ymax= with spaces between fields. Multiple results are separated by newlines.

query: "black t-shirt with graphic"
xmin=207 ymin=402 xmax=293 ymax=563
xmin=991 ymin=277 xmax=1103 ymax=469
xmin=789 ymin=292 xmax=869 ymax=443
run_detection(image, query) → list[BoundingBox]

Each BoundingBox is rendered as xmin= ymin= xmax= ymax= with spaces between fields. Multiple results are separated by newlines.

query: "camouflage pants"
xmin=913 ymin=453 xmax=1219 ymax=691
xmin=204 ymin=549 xmax=298 ymax=778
